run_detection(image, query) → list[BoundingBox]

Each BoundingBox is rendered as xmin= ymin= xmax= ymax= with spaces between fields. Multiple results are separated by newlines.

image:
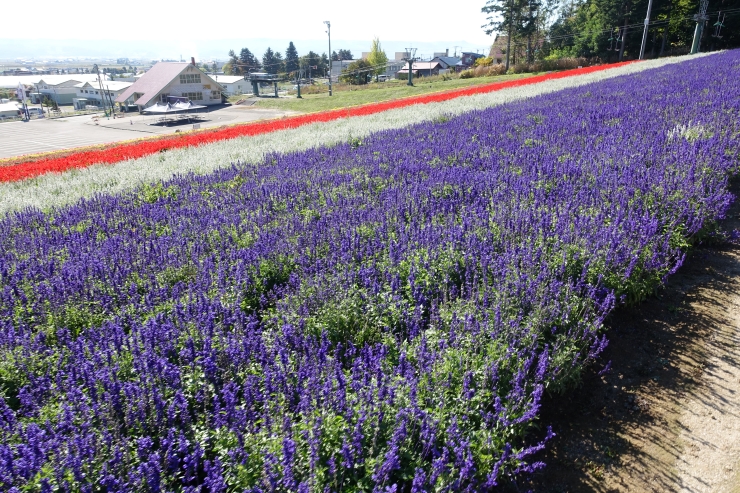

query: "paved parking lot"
xmin=0 ymin=105 xmax=296 ymax=159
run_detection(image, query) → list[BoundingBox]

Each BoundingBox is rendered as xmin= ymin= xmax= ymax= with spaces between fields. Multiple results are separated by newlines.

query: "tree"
xmin=332 ymin=49 xmax=354 ymax=61
xmin=225 ymin=49 xmax=241 ymax=75
xmin=42 ymin=96 xmax=58 ymax=111
xmin=339 ymin=59 xmax=374 ymax=85
xmin=263 ymin=47 xmax=283 ymax=74
xmin=285 ymin=42 xmax=299 ymax=74
xmin=239 ymin=48 xmax=261 ymax=73
xmin=299 ymin=51 xmax=324 ymax=79
xmin=483 ymin=0 xmax=555 ymax=66
xmin=366 ymin=37 xmax=389 ymax=79
xmin=211 ymin=62 xmax=218 ymax=73
xmin=541 ymin=0 xmax=740 ymax=61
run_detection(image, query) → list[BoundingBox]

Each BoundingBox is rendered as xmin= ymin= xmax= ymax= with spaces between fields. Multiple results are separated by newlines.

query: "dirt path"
xmin=674 ymin=262 xmax=740 ymax=492
xmin=524 ymin=180 xmax=740 ymax=492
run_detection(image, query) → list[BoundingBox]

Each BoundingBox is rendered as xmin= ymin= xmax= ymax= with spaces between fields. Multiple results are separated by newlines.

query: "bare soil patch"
xmin=523 ymin=179 xmax=740 ymax=492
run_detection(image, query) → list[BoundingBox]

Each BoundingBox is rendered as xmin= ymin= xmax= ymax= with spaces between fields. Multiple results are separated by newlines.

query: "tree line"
xmin=224 ymin=43 xmax=362 ymax=78
xmin=482 ymin=0 xmax=739 ymax=63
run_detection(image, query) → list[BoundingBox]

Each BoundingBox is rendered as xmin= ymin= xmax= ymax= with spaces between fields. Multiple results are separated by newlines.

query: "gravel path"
xmin=674 ymin=243 xmax=740 ymax=492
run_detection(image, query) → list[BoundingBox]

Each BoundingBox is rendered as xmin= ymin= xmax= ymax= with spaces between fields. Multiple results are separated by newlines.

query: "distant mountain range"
xmin=0 ymin=38 xmax=490 ymax=63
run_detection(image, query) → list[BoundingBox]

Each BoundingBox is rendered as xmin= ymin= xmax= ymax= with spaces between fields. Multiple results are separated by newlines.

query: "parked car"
xmin=27 ymin=107 xmax=45 ymax=117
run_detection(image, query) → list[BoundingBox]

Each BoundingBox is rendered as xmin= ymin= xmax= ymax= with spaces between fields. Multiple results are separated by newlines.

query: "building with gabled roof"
xmin=211 ymin=75 xmax=247 ymax=96
xmin=396 ymin=61 xmax=444 ymax=78
xmin=115 ymin=59 xmax=224 ymax=112
xmin=489 ymin=35 xmax=509 ymax=64
xmin=429 ymin=56 xmax=461 ymax=70
xmin=73 ymin=81 xmax=133 ymax=110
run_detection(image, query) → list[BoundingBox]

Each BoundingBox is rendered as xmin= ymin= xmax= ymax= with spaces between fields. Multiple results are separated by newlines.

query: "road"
xmin=0 ymin=104 xmax=296 ymax=159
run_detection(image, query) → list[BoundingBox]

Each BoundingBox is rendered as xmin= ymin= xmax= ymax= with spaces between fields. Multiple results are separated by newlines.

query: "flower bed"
xmin=0 ymin=54 xmax=711 ymax=216
xmin=0 ymin=64 xmax=637 ymax=184
xmin=0 ymin=51 xmax=738 ymax=491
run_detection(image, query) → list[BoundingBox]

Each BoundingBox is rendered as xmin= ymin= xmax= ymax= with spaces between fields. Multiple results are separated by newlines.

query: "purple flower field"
xmin=0 ymin=51 xmax=739 ymax=491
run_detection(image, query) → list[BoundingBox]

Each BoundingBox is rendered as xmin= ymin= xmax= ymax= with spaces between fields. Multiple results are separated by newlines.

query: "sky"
xmin=2 ymin=0 xmax=500 ymax=61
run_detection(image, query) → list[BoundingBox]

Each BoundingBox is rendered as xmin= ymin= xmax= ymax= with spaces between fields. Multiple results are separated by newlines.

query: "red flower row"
xmin=0 ymin=63 xmax=634 ymax=184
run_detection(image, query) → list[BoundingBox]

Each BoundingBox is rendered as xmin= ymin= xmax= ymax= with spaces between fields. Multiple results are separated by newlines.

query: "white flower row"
xmin=0 ymin=52 xmax=717 ymax=217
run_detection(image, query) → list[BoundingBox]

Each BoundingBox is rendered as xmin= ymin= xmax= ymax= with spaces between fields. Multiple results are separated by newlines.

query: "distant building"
xmin=331 ymin=59 xmax=355 ymax=79
xmin=33 ymin=78 xmax=97 ymax=105
xmin=73 ymin=80 xmax=133 ymax=110
xmin=115 ymin=59 xmax=224 ymax=112
xmin=212 ymin=75 xmax=247 ymax=96
xmin=489 ymin=35 xmax=509 ymax=64
xmin=430 ymin=56 xmax=461 ymax=72
xmin=396 ymin=61 xmax=444 ymax=78
xmin=459 ymin=52 xmax=485 ymax=69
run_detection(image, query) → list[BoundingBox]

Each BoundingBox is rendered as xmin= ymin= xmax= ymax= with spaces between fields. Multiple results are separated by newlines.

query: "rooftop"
xmin=75 ymin=80 xmax=133 ymax=91
xmin=116 ymin=62 xmax=191 ymax=106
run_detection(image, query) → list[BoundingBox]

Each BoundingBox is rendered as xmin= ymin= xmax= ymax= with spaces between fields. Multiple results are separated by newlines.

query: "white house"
xmin=115 ymin=59 xmax=224 ymax=112
xmin=73 ymin=80 xmax=133 ymax=109
xmin=33 ymin=78 xmax=85 ymax=105
xmin=212 ymin=75 xmax=247 ymax=96
xmin=0 ymin=74 xmax=104 ymax=90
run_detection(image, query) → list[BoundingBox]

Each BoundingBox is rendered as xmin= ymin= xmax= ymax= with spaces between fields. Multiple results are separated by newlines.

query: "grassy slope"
xmin=245 ymin=73 xmax=539 ymax=113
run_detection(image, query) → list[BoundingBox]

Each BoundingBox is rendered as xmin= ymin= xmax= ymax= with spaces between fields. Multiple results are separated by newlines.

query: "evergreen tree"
xmin=542 ymin=0 xmax=739 ymax=60
xmin=299 ymin=51 xmax=324 ymax=79
xmin=331 ymin=49 xmax=354 ymax=61
xmin=285 ymin=42 xmax=299 ymax=73
xmin=262 ymin=48 xmax=281 ymax=74
xmin=274 ymin=52 xmax=285 ymax=74
xmin=239 ymin=48 xmax=261 ymax=73
xmin=483 ymin=0 xmax=551 ymax=66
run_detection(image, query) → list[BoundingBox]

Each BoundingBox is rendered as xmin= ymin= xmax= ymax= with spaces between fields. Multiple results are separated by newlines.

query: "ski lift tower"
xmin=247 ymin=72 xmax=280 ymax=97
xmin=402 ymin=47 xmax=417 ymax=87
xmin=690 ymin=0 xmax=710 ymax=54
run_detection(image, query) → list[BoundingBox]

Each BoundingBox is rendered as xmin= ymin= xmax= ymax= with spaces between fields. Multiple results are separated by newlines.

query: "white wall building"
xmin=115 ymin=60 xmax=224 ymax=112
xmin=72 ymin=81 xmax=133 ymax=109
xmin=212 ymin=75 xmax=247 ymax=96
xmin=34 ymin=78 xmax=85 ymax=105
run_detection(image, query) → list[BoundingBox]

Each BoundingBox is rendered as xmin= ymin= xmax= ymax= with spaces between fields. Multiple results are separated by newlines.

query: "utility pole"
xmin=324 ymin=21 xmax=332 ymax=96
xmin=639 ymin=0 xmax=655 ymax=59
xmin=93 ymin=64 xmax=109 ymax=118
xmin=403 ymin=47 xmax=417 ymax=86
xmin=105 ymin=84 xmax=116 ymax=115
xmin=505 ymin=0 xmax=514 ymax=70
xmin=296 ymin=70 xmax=302 ymax=99
xmin=17 ymin=82 xmax=29 ymax=121
xmin=690 ymin=0 xmax=710 ymax=54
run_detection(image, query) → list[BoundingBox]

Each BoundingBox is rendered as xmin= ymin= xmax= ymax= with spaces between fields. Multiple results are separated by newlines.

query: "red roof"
xmin=115 ymin=62 xmax=191 ymax=106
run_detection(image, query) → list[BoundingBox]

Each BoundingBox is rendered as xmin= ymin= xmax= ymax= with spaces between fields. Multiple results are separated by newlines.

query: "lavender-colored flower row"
xmin=1 ymin=51 xmax=739 ymax=492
